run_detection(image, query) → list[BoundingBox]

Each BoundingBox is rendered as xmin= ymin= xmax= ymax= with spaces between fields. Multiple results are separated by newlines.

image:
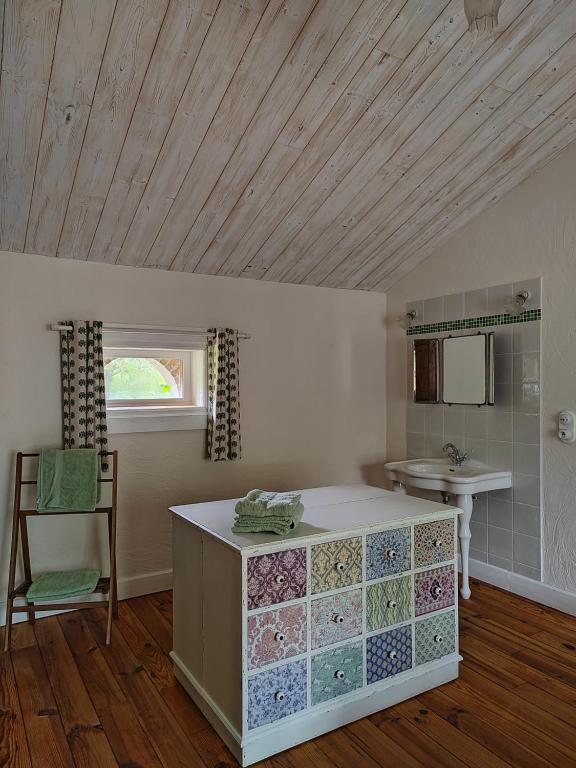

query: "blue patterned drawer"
xmin=311 ymin=537 xmax=362 ymax=594
xmin=414 ymin=565 xmax=455 ymax=616
xmin=366 ymin=575 xmax=412 ymax=632
xmin=311 ymin=589 xmax=362 ymax=649
xmin=311 ymin=641 xmax=363 ymax=705
xmin=414 ymin=519 xmax=455 ymax=568
xmin=366 ymin=527 xmax=411 ymax=580
xmin=415 ymin=610 xmax=456 ymax=665
xmin=247 ymin=659 xmax=307 ymax=730
xmin=366 ymin=625 xmax=413 ymax=684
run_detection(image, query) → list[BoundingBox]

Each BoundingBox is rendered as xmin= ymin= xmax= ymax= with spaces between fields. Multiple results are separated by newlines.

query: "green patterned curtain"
xmin=60 ymin=321 xmax=108 ymax=469
xmin=207 ymin=328 xmax=241 ymax=462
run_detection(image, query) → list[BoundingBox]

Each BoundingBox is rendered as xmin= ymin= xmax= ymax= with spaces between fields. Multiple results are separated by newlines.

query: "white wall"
xmin=386 ymin=141 xmax=576 ymax=595
xmin=0 ymin=251 xmax=387 ymax=604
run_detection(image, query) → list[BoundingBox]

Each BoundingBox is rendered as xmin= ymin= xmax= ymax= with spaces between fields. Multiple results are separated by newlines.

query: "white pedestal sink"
xmin=384 ymin=458 xmax=512 ymax=599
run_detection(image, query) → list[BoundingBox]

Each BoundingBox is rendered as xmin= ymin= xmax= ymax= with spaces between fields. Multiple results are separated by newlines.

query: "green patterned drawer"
xmin=366 ymin=576 xmax=412 ymax=632
xmin=311 ymin=641 xmax=363 ymax=705
xmin=311 ymin=537 xmax=362 ymax=594
xmin=415 ymin=610 xmax=456 ymax=665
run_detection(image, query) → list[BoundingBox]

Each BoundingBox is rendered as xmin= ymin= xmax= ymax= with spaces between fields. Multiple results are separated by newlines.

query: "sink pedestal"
xmin=454 ymin=494 xmax=472 ymax=600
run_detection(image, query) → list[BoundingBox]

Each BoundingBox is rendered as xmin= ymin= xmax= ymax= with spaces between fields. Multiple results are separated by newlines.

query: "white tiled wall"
xmin=405 ymin=279 xmax=542 ymax=581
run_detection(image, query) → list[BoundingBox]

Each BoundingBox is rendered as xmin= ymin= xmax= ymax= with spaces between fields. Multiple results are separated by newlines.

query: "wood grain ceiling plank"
xmin=87 ymin=0 xmax=220 ymax=265
xmin=0 ymin=0 xmax=62 ymax=252
xmin=25 ymin=0 xmax=116 ymax=257
xmin=365 ymin=93 xmax=576 ymax=290
xmin=217 ymin=42 xmax=404 ymax=277
xmin=173 ymin=0 xmax=366 ymax=274
xmin=258 ymin=0 xmax=535 ymax=282
xmin=179 ymin=0 xmax=405 ymax=275
xmin=139 ymin=0 xmax=321 ymax=270
xmin=216 ymin=0 xmax=456 ymax=278
xmin=315 ymin=40 xmax=576 ymax=289
xmin=116 ymin=0 xmax=306 ymax=268
xmin=56 ymin=0 xmax=168 ymax=261
xmin=336 ymin=58 xmax=576 ymax=289
xmin=114 ymin=0 xmax=264 ymax=268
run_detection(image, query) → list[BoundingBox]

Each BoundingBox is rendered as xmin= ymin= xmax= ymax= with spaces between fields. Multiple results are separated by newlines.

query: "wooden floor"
xmin=2 ymin=579 xmax=576 ymax=768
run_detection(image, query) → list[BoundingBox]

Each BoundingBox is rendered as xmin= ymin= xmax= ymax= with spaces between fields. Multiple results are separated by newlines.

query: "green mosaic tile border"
xmin=407 ymin=308 xmax=541 ymax=336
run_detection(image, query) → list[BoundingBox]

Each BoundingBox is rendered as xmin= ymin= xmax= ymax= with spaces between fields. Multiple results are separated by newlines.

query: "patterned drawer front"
xmin=415 ymin=610 xmax=456 ymax=665
xmin=311 ymin=589 xmax=362 ymax=649
xmin=247 ymin=548 xmax=307 ymax=610
xmin=311 ymin=641 xmax=363 ymax=705
xmin=311 ymin=537 xmax=362 ymax=594
xmin=414 ymin=519 xmax=455 ymax=568
xmin=366 ymin=625 xmax=413 ymax=684
xmin=366 ymin=576 xmax=412 ymax=632
xmin=414 ymin=565 xmax=455 ymax=616
xmin=366 ymin=527 xmax=411 ymax=580
xmin=247 ymin=603 xmax=307 ymax=670
xmin=247 ymin=660 xmax=307 ymax=730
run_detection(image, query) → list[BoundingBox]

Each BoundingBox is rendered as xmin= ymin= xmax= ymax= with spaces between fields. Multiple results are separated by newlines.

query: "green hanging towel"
xmin=26 ymin=570 xmax=101 ymax=602
xmin=37 ymin=448 xmax=101 ymax=512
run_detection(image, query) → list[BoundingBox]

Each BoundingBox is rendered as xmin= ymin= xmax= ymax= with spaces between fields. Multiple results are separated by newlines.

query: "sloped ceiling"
xmin=1 ymin=0 xmax=576 ymax=291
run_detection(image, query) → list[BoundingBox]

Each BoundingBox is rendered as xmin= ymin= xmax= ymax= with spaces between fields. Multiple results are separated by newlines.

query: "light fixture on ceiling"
xmin=506 ymin=289 xmax=530 ymax=316
xmin=400 ymin=309 xmax=418 ymax=329
xmin=464 ymin=0 xmax=502 ymax=34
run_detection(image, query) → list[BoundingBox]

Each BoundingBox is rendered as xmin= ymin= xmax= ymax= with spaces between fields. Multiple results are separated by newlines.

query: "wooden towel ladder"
xmin=3 ymin=450 xmax=118 ymax=652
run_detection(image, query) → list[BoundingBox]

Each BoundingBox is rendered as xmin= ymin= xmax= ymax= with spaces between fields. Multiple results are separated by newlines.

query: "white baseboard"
xmin=462 ymin=556 xmax=576 ymax=617
xmin=0 ymin=568 xmax=173 ymax=627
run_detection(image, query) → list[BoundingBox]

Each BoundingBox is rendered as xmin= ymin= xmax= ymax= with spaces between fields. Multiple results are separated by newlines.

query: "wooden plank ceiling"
xmin=2 ymin=0 xmax=576 ymax=292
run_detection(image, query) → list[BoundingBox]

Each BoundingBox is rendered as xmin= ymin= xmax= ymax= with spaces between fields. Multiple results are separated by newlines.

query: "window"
xmin=103 ymin=329 xmax=207 ymax=434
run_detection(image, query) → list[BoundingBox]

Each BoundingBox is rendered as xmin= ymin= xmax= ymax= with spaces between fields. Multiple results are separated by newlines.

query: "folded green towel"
xmin=26 ymin=570 xmax=101 ymax=602
xmin=232 ymin=516 xmax=295 ymax=535
xmin=235 ymin=489 xmax=303 ymax=518
xmin=37 ymin=448 xmax=100 ymax=512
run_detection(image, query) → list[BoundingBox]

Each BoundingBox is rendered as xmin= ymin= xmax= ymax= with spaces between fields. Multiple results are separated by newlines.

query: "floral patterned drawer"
xmin=311 ymin=537 xmax=362 ymax=594
xmin=415 ymin=610 xmax=456 ymax=665
xmin=311 ymin=641 xmax=363 ymax=706
xmin=311 ymin=589 xmax=362 ymax=650
xmin=414 ymin=565 xmax=455 ymax=617
xmin=414 ymin=519 xmax=455 ymax=568
xmin=366 ymin=575 xmax=412 ymax=632
xmin=247 ymin=548 xmax=307 ymax=610
xmin=366 ymin=527 xmax=411 ymax=581
xmin=247 ymin=659 xmax=307 ymax=730
xmin=247 ymin=603 xmax=307 ymax=670
xmin=366 ymin=625 xmax=413 ymax=684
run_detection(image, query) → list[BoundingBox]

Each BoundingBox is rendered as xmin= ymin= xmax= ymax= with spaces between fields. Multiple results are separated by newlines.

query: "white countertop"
xmin=170 ymin=484 xmax=460 ymax=553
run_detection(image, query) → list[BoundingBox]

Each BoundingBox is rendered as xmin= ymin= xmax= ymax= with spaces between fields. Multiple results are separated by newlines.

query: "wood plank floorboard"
xmin=2 ymin=577 xmax=576 ymax=767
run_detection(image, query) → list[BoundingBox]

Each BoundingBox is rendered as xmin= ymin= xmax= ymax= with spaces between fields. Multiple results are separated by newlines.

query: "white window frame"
xmin=103 ymin=328 xmax=208 ymax=434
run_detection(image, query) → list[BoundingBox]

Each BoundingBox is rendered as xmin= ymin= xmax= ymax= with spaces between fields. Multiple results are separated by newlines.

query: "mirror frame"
xmin=412 ymin=338 xmax=441 ymax=404
xmin=441 ymin=332 xmax=495 ymax=407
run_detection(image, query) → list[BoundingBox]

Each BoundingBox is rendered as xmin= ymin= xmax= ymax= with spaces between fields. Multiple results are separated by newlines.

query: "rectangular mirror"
xmin=413 ymin=338 xmax=440 ymax=403
xmin=442 ymin=333 xmax=494 ymax=406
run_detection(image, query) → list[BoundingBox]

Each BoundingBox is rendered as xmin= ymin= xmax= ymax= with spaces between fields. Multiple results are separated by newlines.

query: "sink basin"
xmin=385 ymin=458 xmax=511 ymax=495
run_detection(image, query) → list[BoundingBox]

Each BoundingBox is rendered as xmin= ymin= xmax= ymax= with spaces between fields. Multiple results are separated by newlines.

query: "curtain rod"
xmin=49 ymin=323 xmax=251 ymax=340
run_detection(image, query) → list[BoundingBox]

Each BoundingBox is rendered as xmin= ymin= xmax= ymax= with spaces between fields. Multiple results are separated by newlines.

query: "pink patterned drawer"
xmin=414 ymin=565 xmax=455 ymax=617
xmin=311 ymin=589 xmax=362 ymax=650
xmin=247 ymin=604 xmax=307 ymax=670
xmin=247 ymin=548 xmax=307 ymax=610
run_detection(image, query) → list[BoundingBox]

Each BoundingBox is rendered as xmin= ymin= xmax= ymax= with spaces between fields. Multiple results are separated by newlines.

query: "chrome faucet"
xmin=443 ymin=442 xmax=469 ymax=467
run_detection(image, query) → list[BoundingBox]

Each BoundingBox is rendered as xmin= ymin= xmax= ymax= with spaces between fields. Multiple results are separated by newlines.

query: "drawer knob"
xmin=388 ymin=650 xmax=398 ymax=660
xmin=386 ymin=548 xmax=397 ymax=560
xmin=332 ymin=613 xmax=345 ymax=624
xmin=335 ymin=562 xmax=346 ymax=572
xmin=433 ymin=539 xmax=443 ymax=548
xmin=434 ymin=634 xmax=443 ymax=644
xmin=334 ymin=670 xmax=345 ymax=680
xmin=274 ymin=631 xmax=285 ymax=642
xmin=387 ymin=599 xmax=397 ymax=609
xmin=432 ymin=585 xmax=443 ymax=597
xmin=274 ymin=574 xmax=285 ymax=585
xmin=274 ymin=691 xmax=285 ymax=702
